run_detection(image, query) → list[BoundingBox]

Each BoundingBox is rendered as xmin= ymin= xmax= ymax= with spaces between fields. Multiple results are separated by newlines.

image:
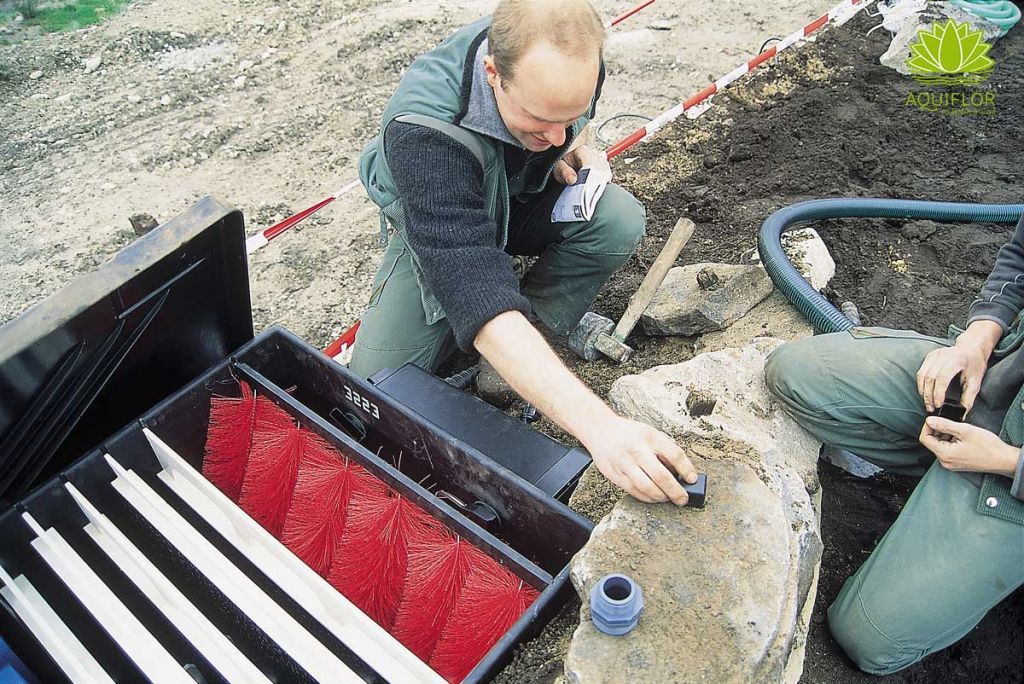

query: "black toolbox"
xmin=0 ymin=197 xmax=594 ymax=683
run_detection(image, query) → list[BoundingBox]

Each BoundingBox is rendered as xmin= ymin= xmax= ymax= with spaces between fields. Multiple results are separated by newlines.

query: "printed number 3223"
xmin=344 ymin=385 xmax=380 ymax=419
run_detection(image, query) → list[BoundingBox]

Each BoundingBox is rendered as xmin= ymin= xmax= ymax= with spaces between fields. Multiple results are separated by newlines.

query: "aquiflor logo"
xmin=904 ymin=18 xmax=996 ymax=115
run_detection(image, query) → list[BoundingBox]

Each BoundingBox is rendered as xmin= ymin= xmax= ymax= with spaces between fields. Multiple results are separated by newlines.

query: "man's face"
xmin=484 ymin=41 xmax=599 ymax=152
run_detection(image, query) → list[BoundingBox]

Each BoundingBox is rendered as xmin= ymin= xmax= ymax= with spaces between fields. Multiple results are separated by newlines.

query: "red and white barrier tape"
xmin=605 ymin=0 xmax=873 ymax=160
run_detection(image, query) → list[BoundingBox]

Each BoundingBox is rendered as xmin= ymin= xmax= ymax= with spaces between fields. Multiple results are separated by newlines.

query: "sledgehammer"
xmin=569 ymin=216 xmax=696 ymax=363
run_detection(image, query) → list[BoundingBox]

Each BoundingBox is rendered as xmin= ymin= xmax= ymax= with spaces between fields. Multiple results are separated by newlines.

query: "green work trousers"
xmin=349 ymin=183 xmax=646 ymax=378
xmin=764 ymin=328 xmax=1024 ymax=675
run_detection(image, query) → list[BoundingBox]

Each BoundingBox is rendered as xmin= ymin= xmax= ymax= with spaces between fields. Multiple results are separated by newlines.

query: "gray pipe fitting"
xmin=589 ymin=573 xmax=644 ymax=636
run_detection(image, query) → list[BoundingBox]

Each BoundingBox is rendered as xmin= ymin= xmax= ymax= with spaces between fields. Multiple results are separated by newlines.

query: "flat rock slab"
xmin=641 ymin=263 xmax=773 ymax=336
xmin=566 ymin=460 xmax=795 ymax=683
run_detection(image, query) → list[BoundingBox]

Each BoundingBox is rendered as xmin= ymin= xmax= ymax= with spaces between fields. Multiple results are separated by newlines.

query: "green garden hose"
xmin=757 ymin=198 xmax=1024 ymax=334
xmin=950 ymin=0 xmax=1021 ymax=34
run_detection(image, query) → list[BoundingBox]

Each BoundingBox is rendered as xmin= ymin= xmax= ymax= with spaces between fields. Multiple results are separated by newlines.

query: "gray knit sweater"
xmin=968 ymin=215 xmax=1024 ymax=330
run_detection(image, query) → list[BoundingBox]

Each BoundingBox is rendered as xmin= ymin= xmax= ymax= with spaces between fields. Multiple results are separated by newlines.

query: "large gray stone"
xmin=640 ymin=263 xmax=773 ymax=336
xmin=565 ymin=339 xmax=824 ymax=683
xmin=565 ymin=460 xmax=799 ymax=683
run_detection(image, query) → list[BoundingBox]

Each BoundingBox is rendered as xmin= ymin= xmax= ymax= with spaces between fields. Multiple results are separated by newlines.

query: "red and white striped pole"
xmin=245 ymin=179 xmax=361 ymax=254
xmin=607 ymin=0 xmax=657 ymax=28
xmin=606 ymin=0 xmax=872 ymax=160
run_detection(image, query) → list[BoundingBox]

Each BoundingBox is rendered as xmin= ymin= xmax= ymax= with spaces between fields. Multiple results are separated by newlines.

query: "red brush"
xmin=202 ymin=381 xmax=259 ymax=501
xmin=429 ymin=563 xmax=540 ymax=683
xmin=391 ymin=532 xmax=486 ymax=661
xmin=236 ymin=401 xmax=315 ymax=537
xmin=280 ymin=446 xmax=380 ymax=577
xmin=329 ymin=489 xmax=439 ymax=630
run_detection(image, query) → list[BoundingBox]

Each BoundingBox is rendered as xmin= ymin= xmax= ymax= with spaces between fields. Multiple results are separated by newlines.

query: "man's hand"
xmin=553 ymin=145 xmax=609 ymax=185
xmin=916 ymin=319 xmax=1002 ymax=413
xmin=919 ymin=416 xmax=1019 ymax=477
xmin=475 ymin=311 xmax=698 ymax=506
xmin=582 ymin=415 xmax=699 ymax=505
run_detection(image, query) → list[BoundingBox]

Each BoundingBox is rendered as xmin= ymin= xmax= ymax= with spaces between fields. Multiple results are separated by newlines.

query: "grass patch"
xmin=8 ymin=0 xmax=134 ymax=33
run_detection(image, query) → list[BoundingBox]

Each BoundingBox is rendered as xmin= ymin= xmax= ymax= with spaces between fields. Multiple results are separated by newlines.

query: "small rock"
xmin=129 ymin=213 xmax=159 ymax=236
xmin=648 ymin=20 xmax=673 ymax=31
xmin=29 ymin=70 xmax=43 ymax=80
xmin=83 ymin=54 xmax=103 ymax=74
xmin=900 ymin=220 xmax=938 ymax=242
xmin=30 ymin=93 xmax=48 ymax=100
xmin=696 ymin=267 xmax=721 ymax=291
xmin=641 ymin=263 xmax=774 ymax=336
xmin=681 ymin=184 xmax=710 ymax=201
xmin=728 ymin=147 xmax=753 ymax=163
xmin=126 ymin=94 xmax=142 ymax=104
xmin=239 ymin=59 xmax=255 ymax=71
xmin=686 ymin=389 xmax=717 ymax=417
xmin=160 ymin=94 xmax=171 ymax=106
xmin=474 ymin=359 xmax=518 ymax=409
xmin=233 ymin=75 xmax=247 ymax=89
xmin=55 ymin=93 xmax=73 ymax=103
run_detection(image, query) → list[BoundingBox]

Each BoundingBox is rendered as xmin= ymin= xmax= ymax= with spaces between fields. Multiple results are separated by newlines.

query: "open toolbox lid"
xmin=0 ymin=196 xmax=253 ymax=503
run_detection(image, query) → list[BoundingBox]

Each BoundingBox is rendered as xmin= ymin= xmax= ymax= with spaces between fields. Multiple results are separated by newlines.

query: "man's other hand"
xmin=553 ymin=145 xmax=609 ymax=185
xmin=919 ymin=416 xmax=1019 ymax=477
xmin=583 ymin=415 xmax=699 ymax=505
xmin=915 ymin=320 xmax=1002 ymax=413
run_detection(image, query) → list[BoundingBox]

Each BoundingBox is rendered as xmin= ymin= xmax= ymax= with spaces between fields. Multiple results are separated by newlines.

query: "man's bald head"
xmin=488 ymin=0 xmax=606 ymax=82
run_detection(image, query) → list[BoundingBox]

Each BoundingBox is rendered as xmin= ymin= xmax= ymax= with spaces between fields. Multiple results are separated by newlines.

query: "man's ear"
xmin=483 ymin=54 xmax=500 ymax=89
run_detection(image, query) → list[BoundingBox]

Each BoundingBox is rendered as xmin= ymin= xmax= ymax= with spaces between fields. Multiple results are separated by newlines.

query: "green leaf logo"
xmin=907 ymin=19 xmax=995 ymax=84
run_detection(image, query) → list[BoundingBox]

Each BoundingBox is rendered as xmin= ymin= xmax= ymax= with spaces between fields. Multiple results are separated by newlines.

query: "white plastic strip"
xmin=0 ymin=565 xmax=113 ymax=684
xmin=775 ymin=27 xmax=806 ymax=52
xmin=715 ymin=63 xmax=751 ymax=90
xmin=647 ymin=102 xmax=688 ymax=133
xmin=331 ymin=178 xmax=362 ymax=199
xmin=143 ymin=428 xmax=443 ymax=684
xmin=103 ymin=454 xmax=362 ymax=684
xmin=245 ymin=232 xmax=270 ymax=255
xmin=21 ymin=512 xmax=192 ymax=684
xmin=64 ymin=483 xmax=271 ymax=684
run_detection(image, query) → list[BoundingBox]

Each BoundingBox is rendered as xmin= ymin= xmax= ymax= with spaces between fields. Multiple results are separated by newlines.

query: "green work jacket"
xmin=358 ymin=17 xmax=594 ymax=325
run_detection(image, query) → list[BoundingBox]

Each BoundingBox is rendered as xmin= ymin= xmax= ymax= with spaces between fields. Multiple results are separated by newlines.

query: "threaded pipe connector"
xmin=590 ymin=574 xmax=644 ymax=636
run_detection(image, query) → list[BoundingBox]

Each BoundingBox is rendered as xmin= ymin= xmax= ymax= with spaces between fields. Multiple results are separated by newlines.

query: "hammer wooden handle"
xmin=613 ymin=217 xmax=695 ymax=341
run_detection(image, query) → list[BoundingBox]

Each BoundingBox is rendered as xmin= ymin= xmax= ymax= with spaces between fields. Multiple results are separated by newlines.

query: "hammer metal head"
xmin=594 ymin=332 xmax=633 ymax=364
xmin=569 ymin=312 xmax=614 ymax=361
